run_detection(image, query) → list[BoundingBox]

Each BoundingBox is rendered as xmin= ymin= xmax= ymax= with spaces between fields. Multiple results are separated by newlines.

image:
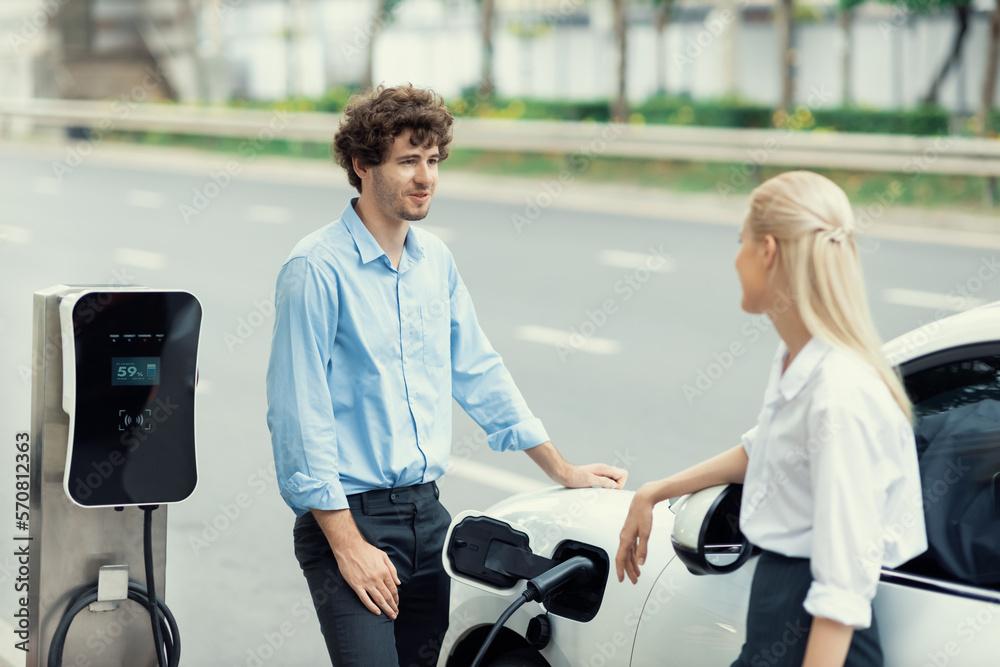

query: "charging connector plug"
xmin=470 ymin=555 xmax=599 ymax=667
xmin=524 ymin=555 xmax=595 ymax=602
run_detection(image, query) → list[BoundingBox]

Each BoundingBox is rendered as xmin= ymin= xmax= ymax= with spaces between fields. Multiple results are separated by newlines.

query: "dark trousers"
xmin=293 ymin=481 xmax=452 ymax=667
xmin=732 ymin=550 xmax=883 ymax=667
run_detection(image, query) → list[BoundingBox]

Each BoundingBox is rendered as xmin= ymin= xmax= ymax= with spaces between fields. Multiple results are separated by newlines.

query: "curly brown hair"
xmin=332 ymin=84 xmax=453 ymax=193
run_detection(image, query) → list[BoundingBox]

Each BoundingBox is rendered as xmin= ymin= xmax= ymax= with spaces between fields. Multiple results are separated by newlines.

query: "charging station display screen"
xmin=111 ymin=357 xmax=161 ymax=386
xmin=65 ymin=290 xmax=201 ymax=507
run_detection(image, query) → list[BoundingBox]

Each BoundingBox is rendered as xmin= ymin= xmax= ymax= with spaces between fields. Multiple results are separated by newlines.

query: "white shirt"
xmin=740 ymin=337 xmax=927 ymax=629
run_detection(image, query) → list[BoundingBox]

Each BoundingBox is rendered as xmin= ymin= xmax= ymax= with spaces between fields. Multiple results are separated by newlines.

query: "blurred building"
xmin=1 ymin=0 xmax=997 ymax=113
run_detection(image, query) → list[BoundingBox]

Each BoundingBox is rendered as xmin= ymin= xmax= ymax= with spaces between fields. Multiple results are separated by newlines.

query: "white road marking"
xmin=126 ymin=190 xmax=164 ymax=209
xmin=447 ymin=458 xmax=549 ymax=494
xmin=416 ymin=224 xmax=454 ymax=242
xmin=114 ymin=247 xmax=166 ymax=270
xmin=0 ymin=224 xmax=30 ymax=244
xmin=248 ymin=205 xmax=291 ymax=224
xmin=32 ymin=177 xmax=60 ymax=195
xmin=883 ymin=288 xmax=986 ymax=312
xmin=599 ymin=249 xmax=674 ymax=272
xmin=515 ymin=325 xmax=622 ymax=355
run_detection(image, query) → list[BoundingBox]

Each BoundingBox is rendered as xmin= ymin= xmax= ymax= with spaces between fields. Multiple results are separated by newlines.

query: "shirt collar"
xmin=777 ymin=336 xmax=832 ymax=401
xmin=341 ymin=198 xmax=385 ymax=264
xmin=402 ymin=226 xmax=425 ymax=265
xmin=341 ymin=198 xmax=426 ymax=270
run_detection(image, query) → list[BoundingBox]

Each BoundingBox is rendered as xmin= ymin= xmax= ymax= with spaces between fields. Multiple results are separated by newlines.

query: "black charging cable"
xmin=469 ymin=556 xmax=596 ymax=667
xmin=47 ymin=506 xmax=180 ymax=667
xmin=47 ymin=582 xmax=179 ymax=667
xmin=142 ymin=505 xmax=167 ymax=667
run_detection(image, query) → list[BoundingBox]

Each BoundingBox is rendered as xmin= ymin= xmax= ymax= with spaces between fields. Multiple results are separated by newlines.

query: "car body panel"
xmin=440 ymin=487 xmax=676 ymax=667
xmin=631 ymin=556 xmax=756 ymax=666
xmin=441 ymin=301 xmax=1000 ymax=665
xmin=882 ymin=300 xmax=1000 ymax=366
xmin=873 ymin=580 xmax=1000 ymax=666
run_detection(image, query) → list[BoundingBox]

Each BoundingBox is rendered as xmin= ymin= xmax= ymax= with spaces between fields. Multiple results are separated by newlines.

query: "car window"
xmin=897 ymin=351 xmax=1000 ymax=589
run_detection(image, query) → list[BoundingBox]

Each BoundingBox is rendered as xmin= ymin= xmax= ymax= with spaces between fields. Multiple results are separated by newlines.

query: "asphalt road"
xmin=1 ymin=144 xmax=998 ymax=666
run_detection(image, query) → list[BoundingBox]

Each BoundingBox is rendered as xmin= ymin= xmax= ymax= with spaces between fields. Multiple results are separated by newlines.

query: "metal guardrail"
xmin=1 ymin=97 xmax=999 ymax=177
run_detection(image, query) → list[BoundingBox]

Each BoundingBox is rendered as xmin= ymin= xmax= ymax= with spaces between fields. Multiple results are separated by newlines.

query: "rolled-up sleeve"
xmin=445 ymin=252 xmax=549 ymax=452
xmin=741 ymin=425 xmax=758 ymax=455
xmin=803 ymin=393 xmax=885 ymax=629
xmin=265 ymin=257 xmax=348 ymax=514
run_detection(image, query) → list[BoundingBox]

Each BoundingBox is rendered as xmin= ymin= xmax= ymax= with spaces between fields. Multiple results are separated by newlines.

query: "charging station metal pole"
xmin=29 ymin=286 xmax=167 ymax=667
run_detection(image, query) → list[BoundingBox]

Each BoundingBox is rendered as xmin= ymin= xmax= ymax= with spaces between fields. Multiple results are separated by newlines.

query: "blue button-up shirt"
xmin=266 ymin=199 xmax=549 ymax=515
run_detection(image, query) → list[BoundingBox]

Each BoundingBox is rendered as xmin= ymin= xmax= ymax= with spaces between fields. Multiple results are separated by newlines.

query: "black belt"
xmin=346 ymin=480 xmax=439 ymax=513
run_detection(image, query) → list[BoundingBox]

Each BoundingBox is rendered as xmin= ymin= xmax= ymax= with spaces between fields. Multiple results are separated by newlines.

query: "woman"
xmin=615 ymin=171 xmax=927 ymax=666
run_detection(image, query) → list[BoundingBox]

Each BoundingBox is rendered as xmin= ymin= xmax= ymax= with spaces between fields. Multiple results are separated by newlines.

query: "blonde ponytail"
xmin=748 ymin=171 xmax=912 ymax=421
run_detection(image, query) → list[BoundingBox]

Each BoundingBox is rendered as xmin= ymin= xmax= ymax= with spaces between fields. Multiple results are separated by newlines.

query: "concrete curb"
xmin=2 ymin=136 xmax=997 ymax=249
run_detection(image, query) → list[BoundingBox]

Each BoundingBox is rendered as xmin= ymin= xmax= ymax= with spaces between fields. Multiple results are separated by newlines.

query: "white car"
xmin=438 ymin=303 xmax=1000 ymax=666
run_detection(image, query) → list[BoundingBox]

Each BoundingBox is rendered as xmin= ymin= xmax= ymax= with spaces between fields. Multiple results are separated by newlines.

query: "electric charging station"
xmin=28 ymin=285 xmax=201 ymax=667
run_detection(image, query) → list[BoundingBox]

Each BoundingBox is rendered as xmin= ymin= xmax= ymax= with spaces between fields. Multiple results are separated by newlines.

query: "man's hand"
xmin=332 ymin=540 xmax=402 ymax=620
xmin=312 ymin=508 xmax=401 ymax=619
xmin=558 ymin=462 xmax=628 ymax=490
xmin=525 ymin=441 xmax=628 ymax=489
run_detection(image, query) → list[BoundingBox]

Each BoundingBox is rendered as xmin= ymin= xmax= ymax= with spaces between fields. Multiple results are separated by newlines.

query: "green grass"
xmin=444 ymin=148 xmax=996 ymax=212
xmin=102 ymin=131 xmax=996 ymax=213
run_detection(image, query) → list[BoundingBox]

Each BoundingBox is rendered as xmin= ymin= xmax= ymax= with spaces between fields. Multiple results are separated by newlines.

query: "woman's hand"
xmin=615 ymin=485 xmax=656 ymax=585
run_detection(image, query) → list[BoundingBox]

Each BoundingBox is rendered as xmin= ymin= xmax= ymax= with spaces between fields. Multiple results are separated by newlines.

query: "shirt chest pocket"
xmin=420 ymin=300 xmax=450 ymax=367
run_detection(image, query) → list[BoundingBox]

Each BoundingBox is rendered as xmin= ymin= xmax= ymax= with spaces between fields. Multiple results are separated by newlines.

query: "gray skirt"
xmin=731 ymin=550 xmax=883 ymax=666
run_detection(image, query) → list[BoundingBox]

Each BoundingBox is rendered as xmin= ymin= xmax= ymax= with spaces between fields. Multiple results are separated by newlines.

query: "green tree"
xmin=612 ymin=0 xmax=629 ymax=122
xmin=981 ymin=0 xmax=999 ymax=135
xmin=652 ymin=0 xmax=675 ymax=95
xmin=841 ymin=0 xmax=975 ymax=106
xmin=838 ymin=5 xmax=856 ymax=106
xmin=362 ymin=0 xmax=409 ymax=91
xmin=476 ymin=0 xmax=496 ymax=103
xmin=776 ymin=0 xmax=796 ymax=111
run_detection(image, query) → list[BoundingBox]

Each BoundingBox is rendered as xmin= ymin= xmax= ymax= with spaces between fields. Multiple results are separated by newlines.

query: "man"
xmin=266 ymin=84 xmax=627 ymax=667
